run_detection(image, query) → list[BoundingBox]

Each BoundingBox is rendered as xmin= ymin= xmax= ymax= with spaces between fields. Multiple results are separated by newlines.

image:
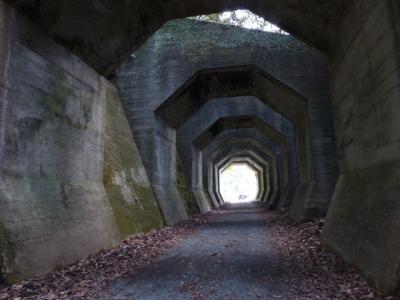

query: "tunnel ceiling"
xmin=156 ymin=65 xmax=308 ymax=129
xmin=6 ymin=0 xmax=351 ymax=75
xmin=207 ymin=139 xmax=279 ymax=189
xmin=219 ymin=157 xmax=263 ymax=177
xmin=220 ymin=154 xmax=265 ymax=174
xmin=193 ymin=115 xmax=288 ymax=150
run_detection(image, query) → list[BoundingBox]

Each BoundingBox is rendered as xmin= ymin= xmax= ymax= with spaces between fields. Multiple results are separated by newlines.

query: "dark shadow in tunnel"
xmin=0 ymin=273 xmax=4 ymax=289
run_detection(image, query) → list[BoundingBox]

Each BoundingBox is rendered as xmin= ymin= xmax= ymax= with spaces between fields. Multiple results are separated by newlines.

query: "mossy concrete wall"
xmin=0 ymin=1 xmax=163 ymax=282
xmin=0 ymin=1 xmax=120 ymax=281
xmin=103 ymin=86 xmax=164 ymax=238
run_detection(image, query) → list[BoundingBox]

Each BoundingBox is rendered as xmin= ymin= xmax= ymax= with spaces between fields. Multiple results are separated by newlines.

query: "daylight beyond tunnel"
xmin=219 ymin=162 xmax=260 ymax=204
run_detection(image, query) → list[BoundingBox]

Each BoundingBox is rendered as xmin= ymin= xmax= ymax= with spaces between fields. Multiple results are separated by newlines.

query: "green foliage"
xmin=191 ymin=9 xmax=287 ymax=34
xmin=195 ymin=13 xmax=221 ymax=23
xmin=105 ymin=184 xmax=164 ymax=237
xmin=152 ymin=19 xmax=315 ymax=56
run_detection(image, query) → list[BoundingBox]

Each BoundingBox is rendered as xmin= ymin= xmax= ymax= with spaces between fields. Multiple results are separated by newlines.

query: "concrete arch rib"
xmin=10 ymin=1 xmax=349 ymax=74
xmin=205 ymin=140 xmax=280 ymax=208
xmin=212 ymin=150 xmax=272 ymax=206
xmin=178 ymin=96 xmax=297 ymax=212
xmin=201 ymin=128 xmax=290 ymax=205
xmin=155 ymin=65 xmax=313 ymax=223
xmin=215 ymin=155 xmax=268 ymax=204
xmin=191 ymin=115 xmax=291 ymax=210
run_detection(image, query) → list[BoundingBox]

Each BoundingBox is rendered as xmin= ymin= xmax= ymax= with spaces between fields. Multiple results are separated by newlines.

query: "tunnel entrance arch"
xmin=219 ymin=157 xmax=265 ymax=203
xmin=178 ymin=96 xmax=296 ymax=187
xmin=213 ymin=151 xmax=272 ymax=206
xmin=192 ymin=116 xmax=290 ymax=210
xmin=219 ymin=162 xmax=260 ymax=204
xmin=176 ymin=96 xmax=297 ymax=213
xmin=192 ymin=128 xmax=290 ymax=212
xmin=201 ymin=129 xmax=289 ymax=204
xmin=205 ymin=141 xmax=280 ymax=208
xmin=218 ymin=158 xmax=265 ymax=204
xmin=10 ymin=1 xmax=348 ymax=75
xmin=155 ymin=65 xmax=312 ymax=224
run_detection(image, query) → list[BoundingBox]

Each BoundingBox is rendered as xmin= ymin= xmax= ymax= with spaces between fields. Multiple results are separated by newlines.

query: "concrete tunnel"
xmin=0 ymin=0 xmax=400 ymax=297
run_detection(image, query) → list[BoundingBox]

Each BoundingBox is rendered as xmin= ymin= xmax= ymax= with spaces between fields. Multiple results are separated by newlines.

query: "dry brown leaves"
xmin=0 ymin=213 xmax=213 ymax=300
xmin=265 ymin=211 xmax=400 ymax=300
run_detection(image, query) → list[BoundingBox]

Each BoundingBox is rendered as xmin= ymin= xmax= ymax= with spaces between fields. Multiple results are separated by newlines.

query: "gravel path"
xmin=99 ymin=202 xmax=287 ymax=299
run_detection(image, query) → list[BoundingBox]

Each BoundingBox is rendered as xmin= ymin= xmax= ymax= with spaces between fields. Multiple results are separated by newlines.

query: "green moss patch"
xmin=104 ymin=85 xmax=164 ymax=238
xmin=105 ymin=184 xmax=164 ymax=237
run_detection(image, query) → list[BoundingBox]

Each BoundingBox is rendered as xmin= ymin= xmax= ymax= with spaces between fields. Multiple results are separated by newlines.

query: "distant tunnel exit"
xmin=219 ymin=162 xmax=260 ymax=203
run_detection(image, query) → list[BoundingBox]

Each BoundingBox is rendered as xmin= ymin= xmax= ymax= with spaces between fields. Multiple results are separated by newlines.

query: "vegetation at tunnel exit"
xmin=191 ymin=9 xmax=288 ymax=34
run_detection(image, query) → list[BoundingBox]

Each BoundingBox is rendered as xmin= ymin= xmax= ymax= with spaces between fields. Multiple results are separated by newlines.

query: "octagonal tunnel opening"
xmin=219 ymin=162 xmax=260 ymax=204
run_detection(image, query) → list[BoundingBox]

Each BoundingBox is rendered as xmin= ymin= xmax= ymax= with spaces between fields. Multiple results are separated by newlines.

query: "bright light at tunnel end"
xmin=219 ymin=162 xmax=260 ymax=204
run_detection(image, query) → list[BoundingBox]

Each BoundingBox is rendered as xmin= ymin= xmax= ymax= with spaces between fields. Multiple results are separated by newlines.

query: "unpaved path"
xmin=3 ymin=202 xmax=397 ymax=299
xmin=100 ymin=203 xmax=287 ymax=299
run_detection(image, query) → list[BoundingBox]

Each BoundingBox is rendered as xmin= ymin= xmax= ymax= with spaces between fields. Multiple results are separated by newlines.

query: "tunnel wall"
xmin=103 ymin=85 xmax=165 ymax=238
xmin=115 ymin=19 xmax=338 ymax=219
xmin=0 ymin=2 xmax=119 ymax=280
xmin=0 ymin=2 xmax=164 ymax=282
xmin=322 ymin=0 xmax=400 ymax=294
xmin=176 ymin=150 xmax=199 ymax=216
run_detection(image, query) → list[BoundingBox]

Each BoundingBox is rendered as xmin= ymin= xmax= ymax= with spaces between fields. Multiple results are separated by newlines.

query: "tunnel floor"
xmin=1 ymin=203 xmax=395 ymax=299
xmin=99 ymin=202 xmax=286 ymax=299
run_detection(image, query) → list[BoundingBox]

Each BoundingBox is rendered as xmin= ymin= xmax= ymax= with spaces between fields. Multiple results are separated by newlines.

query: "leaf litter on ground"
xmin=0 ymin=213 xmax=213 ymax=300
